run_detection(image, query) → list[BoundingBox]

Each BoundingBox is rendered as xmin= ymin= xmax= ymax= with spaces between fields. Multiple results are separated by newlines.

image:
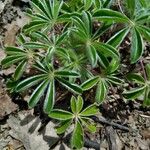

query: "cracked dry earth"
xmin=0 ymin=0 xmax=150 ymax=150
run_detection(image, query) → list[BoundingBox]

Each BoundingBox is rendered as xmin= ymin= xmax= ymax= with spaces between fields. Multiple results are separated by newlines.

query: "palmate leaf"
xmin=131 ymin=28 xmax=144 ymax=63
xmin=93 ymin=9 xmax=130 ymax=23
xmin=43 ymin=80 xmax=55 ymax=113
xmin=29 ymin=80 xmax=49 ymax=108
xmin=71 ymin=121 xmax=84 ymax=149
xmin=123 ymin=86 xmax=146 ymax=100
xmin=24 ymin=0 xmax=64 ymax=32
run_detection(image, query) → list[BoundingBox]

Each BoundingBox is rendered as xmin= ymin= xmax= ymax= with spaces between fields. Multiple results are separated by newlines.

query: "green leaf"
xmin=103 ymin=0 xmax=113 ymax=8
xmin=107 ymin=27 xmax=130 ymax=48
xmin=56 ymin=120 xmax=72 ymax=134
xmin=80 ymin=104 xmax=98 ymax=117
xmin=54 ymin=70 xmax=79 ymax=77
xmin=93 ymin=9 xmax=130 ymax=23
xmin=94 ymin=42 xmax=120 ymax=61
xmin=94 ymin=0 xmax=101 ymax=9
xmin=107 ymin=76 xmax=123 ymax=85
xmin=131 ymin=28 xmax=143 ymax=64
xmin=126 ymin=73 xmax=145 ymax=84
xmin=71 ymin=121 xmax=84 ymax=149
xmin=139 ymin=0 xmax=147 ymax=8
xmin=137 ymin=25 xmax=150 ymax=42
xmin=24 ymin=42 xmax=49 ymax=49
xmin=29 ymin=80 xmax=49 ymax=108
xmin=105 ymin=59 xmax=119 ymax=74
xmin=5 ymin=47 xmax=25 ymax=54
xmin=82 ymin=11 xmax=92 ymax=36
xmin=143 ymin=86 xmax=150 ymax=106
xmin=123 ymin=86 xmax=146 ymax=100
xmin=57 ymin=78 xmax=82 ymax=94
xmin=33 ymin=60 xmax=48 ymax=73
xmin=84 ymin=0 xmax=92 ymax=10
xmin=71 ymin=96 xmax=77 ymax=114
xmin=76 ymin=96 xmax=83 ymax=113
xmin=49 ymin=109 xmax=73 ymax=121
xmin=56 ymin=31 xmax=68 ymax=45
xmin=86 ymin=44 xmax=97 ymax=67
xmin=16 ymin=74 xmax=47 ymax=91
xmin=1 ymin=55 xmax=26 ymax=68
xmin=81 ymin=76 xmax=99 ymax=91
xmin=14 ymin=60 xmax=27 ymax=80
xmin=126 ymin=0 xmax=135 ymax=17
xmin=44 ymin=80 xmax=55 ymax=113
xmin=80 ymin=118 xmax=96 ymax=133
xmin=92 ymin=23 xmax=112 ymax=40
xmin=23 ymin=20 xmax=49 ymax=33
xmin=145 ymin=64 xmax=150 ymax=81
xmin=95 ymin=80 xmax=107 ymax=104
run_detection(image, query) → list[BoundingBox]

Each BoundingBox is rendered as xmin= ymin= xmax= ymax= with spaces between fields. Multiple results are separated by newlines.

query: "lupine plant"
xmin=49 ymin=96 xmax=98 ymax=149
xmin=1 ymin=0 xmax=150 ymax=149
xmin=123 ymin=64 xmax=150 ymax=106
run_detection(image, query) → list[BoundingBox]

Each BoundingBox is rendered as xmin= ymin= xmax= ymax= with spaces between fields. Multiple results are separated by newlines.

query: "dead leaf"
xmin=0 ymin=80 xmax=18 ymax=120
xmin=141 ymin=129 xmax=150 ymax=139
xmin=135 ymin=137 xmax=150 ymax=150
xmin=0 ymin=49 xmax=6 ymax=62
xmin=0 ymin=1 xmax=5 ymax=13
xmin=7 ymin=111 xmax=59 ymax=150
xmin=4 ymin=22 xmax=20 ymax=46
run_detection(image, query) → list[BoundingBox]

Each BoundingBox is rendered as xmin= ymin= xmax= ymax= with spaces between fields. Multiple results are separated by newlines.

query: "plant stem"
xmin=118 ymin=0 xmax=124 ymax=14
xmin=140 ymin=60 xmax=147 ymax=80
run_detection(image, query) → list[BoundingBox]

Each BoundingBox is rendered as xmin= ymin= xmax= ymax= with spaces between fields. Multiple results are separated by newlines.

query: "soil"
xmin=0 ymin=0 xmax=150 ymax=150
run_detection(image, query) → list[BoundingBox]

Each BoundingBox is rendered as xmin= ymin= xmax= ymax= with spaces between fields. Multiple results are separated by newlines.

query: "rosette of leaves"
xmin=22 ymin=30 xmax=69 ymax=61
xmin=123 ymin=64 xmax=150 ymax=106
xmin=49 ymin=96 xmax=98 ymax=149
xmin=62 ymin=0 xmax=113 ymax=13
xmin=15 ymin=60 xmax=82 ymax=113
xmin=24 ymin=0 xmax=67 ymax=33
xmin=81 ymin=64 xmax=123 ymax=104
xmin=1 ymin=46 xmax=36 ymax=81
xmin=69 ymin=11 xmax=120 ymax=68
xmin=93 ymin=0 xmax=150 ymax=63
